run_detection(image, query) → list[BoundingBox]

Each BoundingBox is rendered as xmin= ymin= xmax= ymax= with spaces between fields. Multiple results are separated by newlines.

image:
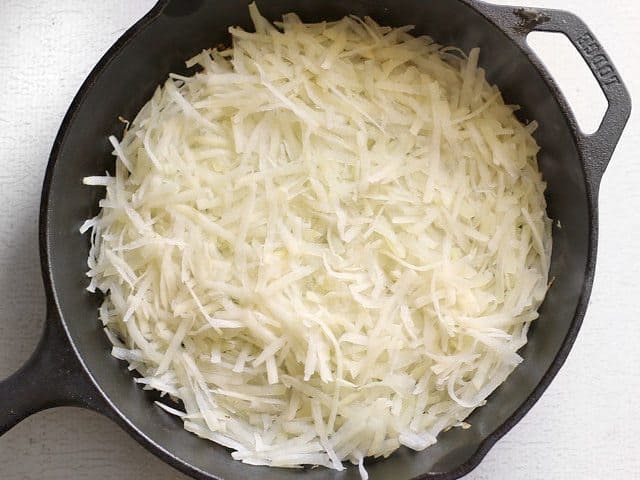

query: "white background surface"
xmin=0 ymin=1 xmax=638 ymax=479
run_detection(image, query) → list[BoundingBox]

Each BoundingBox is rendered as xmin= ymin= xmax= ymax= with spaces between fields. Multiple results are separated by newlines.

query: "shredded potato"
xmin=83 ymin=4 xmax=551 ymax=476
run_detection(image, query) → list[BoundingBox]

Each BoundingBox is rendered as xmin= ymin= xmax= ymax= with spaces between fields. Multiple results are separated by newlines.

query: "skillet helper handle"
xmin=0 ymin=311 xmax=106 ymax=435
xmin=524 ymin=9 xmax=631 ymax=186
xmin=475 ymin=2 xmax=632 ymax=188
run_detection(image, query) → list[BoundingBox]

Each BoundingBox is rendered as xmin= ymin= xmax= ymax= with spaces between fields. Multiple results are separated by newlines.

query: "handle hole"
xmin=527 ymin=31 xmax=607 ymax=134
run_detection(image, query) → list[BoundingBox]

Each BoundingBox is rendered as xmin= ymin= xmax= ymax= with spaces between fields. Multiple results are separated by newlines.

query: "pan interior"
xmin=43 ymin=1 xmax=589 ymax=478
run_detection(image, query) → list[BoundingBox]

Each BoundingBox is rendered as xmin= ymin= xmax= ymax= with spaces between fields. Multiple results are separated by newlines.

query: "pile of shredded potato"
xmin=82 ymin=4 xmax=551 ymax=477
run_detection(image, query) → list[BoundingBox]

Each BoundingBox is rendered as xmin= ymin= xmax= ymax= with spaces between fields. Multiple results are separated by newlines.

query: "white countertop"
xmin=0 ymin=1 xmax=638 ymax=478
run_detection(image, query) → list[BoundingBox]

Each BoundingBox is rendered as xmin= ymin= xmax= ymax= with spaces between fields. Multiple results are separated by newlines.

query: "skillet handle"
xmin=0 ymin=310 xmax=107 ymax=435
xmin=474 ymin=2 xmax=632 ymax=189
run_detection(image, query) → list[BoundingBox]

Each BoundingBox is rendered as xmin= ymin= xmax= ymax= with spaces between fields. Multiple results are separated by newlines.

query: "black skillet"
xmin=0 ymin=1 xmax=631 ymax=479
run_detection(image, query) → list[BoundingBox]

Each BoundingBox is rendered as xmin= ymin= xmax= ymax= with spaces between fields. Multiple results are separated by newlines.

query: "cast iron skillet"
xmin=0 ymin=1 xmax=631 ymax=479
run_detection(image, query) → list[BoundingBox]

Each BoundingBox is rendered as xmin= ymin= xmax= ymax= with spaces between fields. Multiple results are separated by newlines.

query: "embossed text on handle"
xmin=576 ymin=32 xmax=621 ymax=87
